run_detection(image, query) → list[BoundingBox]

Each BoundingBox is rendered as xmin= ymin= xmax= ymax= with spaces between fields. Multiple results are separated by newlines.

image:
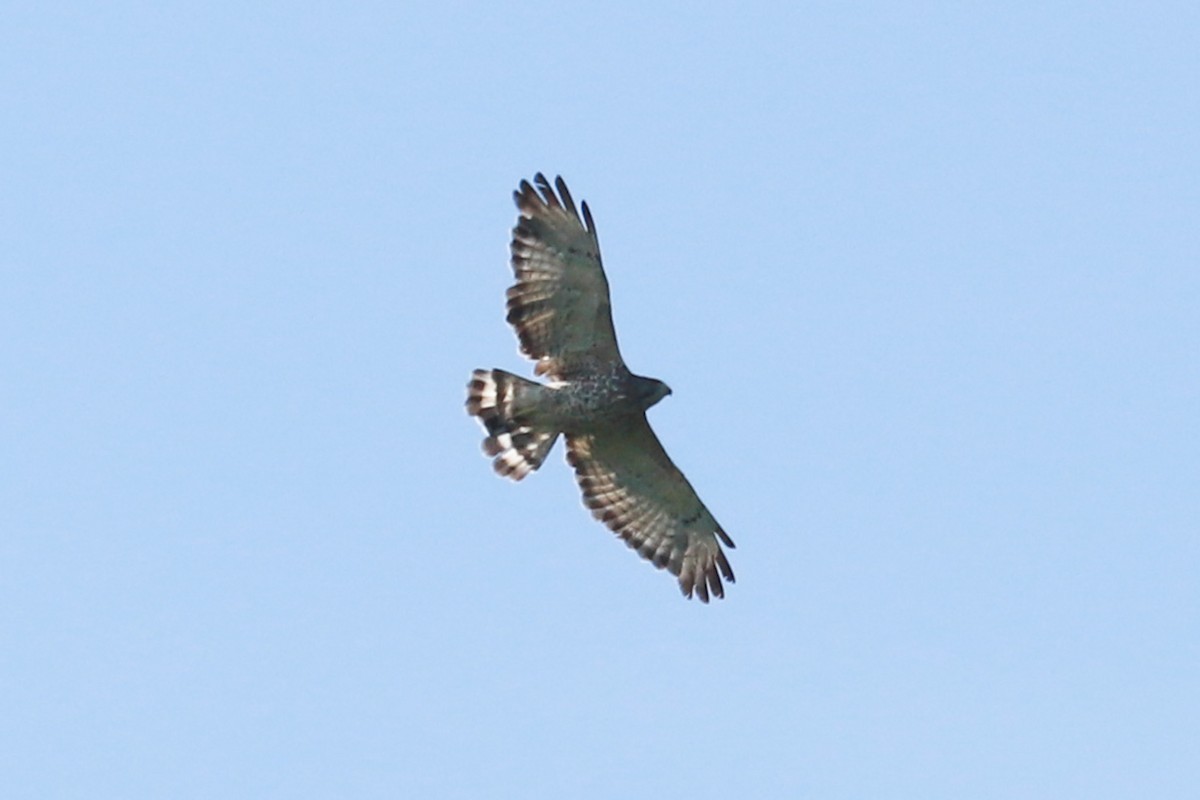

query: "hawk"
xmin=466 ymin=174 xmax=735 ymax=602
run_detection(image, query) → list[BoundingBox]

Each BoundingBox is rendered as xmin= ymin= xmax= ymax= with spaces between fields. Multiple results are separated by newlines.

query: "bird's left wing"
xmin=565 ymin=417 xmax=735 ymax=601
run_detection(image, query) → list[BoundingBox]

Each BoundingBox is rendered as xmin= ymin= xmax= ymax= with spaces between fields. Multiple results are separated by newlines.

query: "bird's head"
xmin=634 ymin=375 xmax=672 ymax=409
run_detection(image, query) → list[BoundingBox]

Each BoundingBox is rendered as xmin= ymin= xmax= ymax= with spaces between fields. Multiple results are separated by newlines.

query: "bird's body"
xmin=466 ymin=174 xmax=735 ymax=601
xmin=544 ymin=362 xmax=659 ymax=430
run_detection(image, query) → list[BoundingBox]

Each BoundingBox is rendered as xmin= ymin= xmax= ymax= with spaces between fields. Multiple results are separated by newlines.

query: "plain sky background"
xmin=3 ymin=3 xmax=1197 ymax=798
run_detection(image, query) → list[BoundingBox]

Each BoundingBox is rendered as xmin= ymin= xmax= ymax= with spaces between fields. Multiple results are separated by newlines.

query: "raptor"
xmin=466 ymin=174 xmax=735 ymax=601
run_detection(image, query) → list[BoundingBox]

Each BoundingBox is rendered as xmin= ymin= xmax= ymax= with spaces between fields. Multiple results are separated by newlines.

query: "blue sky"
xmin=3 ymin=3 xmax=1197 ymax=797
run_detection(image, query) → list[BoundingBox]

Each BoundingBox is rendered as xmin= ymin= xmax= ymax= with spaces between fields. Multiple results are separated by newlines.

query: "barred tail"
xmin=465 ymin=369 xmax=559 ymax=481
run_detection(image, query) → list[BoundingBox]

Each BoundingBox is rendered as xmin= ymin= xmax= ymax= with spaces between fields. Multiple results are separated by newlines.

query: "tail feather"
xmin=466 ymin=369 xmax=558 ymax=480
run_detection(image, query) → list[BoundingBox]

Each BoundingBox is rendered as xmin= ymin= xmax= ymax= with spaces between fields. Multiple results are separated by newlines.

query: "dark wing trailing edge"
xmin=565 ymin=417 xmax=736 ymax=602
xmin=507 ymin=174 xmax=624 ymax=379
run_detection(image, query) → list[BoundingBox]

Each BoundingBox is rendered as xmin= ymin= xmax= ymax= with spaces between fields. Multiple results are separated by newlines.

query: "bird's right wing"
xmin=506 ymin=174 xmax=624 ymax=379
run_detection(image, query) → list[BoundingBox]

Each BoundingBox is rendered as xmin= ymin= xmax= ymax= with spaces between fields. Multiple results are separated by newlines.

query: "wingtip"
xmin=581 ymin=201 xmax=595 ymax=234
xmin=532 ymin=173 xmax=559 ymax=208
xmin=555 ymin=176 xmax=579 ymax=218
xmin=513 ymin=180 xmax=538 ymax=213
xmin=678 ymin=571 xmax=724 ymax=603
xmin=716 ymin=527 xmax=736 ymax=548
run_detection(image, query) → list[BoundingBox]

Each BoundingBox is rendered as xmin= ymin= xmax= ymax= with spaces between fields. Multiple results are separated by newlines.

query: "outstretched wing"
xmin=507 ymin=174 xmax=623 ymax=379
xmin=566 ymin=417 xmax=736 ymax=602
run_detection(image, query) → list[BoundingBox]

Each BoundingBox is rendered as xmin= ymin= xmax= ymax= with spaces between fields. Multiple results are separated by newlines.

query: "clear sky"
xmin=3 ymin=3 xmax=1197 ymax=798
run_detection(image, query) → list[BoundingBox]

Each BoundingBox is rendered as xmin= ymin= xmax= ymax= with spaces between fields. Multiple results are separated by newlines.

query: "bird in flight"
xmin=466 ymin=174 xmax=735 ymax=601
